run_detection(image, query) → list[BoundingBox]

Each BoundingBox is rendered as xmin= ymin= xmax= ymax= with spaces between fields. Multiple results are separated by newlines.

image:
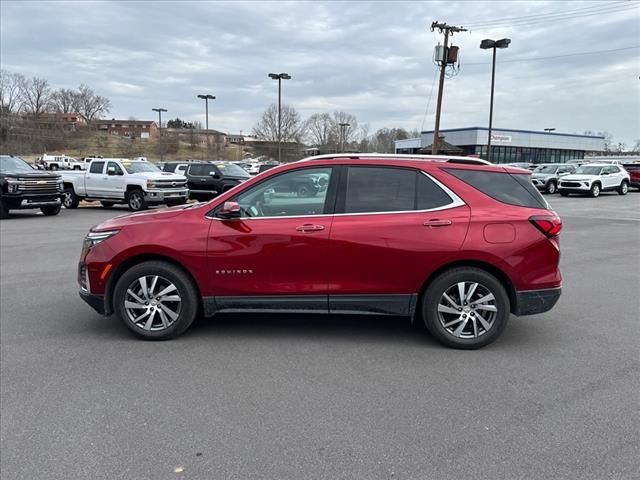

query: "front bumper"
xmin=2 ymin=193 xmax=62 ymax=209
xmin=531 ymin=178 xmax=549 ymax=190
xmin=514 ymin=287 xmax=561 ymax=316
xmin=79 ymin=290 xmax=107 ymax=315
xmin=558 ymin=181 xmax=591 ymax=192
xmin=144 ymin=188 xmax=189 ymax=203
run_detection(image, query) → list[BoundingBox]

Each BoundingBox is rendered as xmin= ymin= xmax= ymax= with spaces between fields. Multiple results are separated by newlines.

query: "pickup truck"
xmin=41 ymin=154 xmax=84 ymax=170
xmin=60 ymin=159 xmax=188 ymax=211
xmin=1 ymin=155 xmax=63 ymax=218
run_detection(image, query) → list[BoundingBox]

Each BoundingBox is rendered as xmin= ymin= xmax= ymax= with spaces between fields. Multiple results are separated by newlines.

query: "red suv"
xmin=78 ymin=155 xmax=562 ymax=349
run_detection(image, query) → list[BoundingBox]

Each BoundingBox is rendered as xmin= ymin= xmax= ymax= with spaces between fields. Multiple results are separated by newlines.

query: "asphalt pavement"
xmin=1 ymin=193 xmax=639 ymax=480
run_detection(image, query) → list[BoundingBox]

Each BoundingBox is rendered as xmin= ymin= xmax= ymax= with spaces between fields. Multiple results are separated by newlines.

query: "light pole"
xmin=152 ymin=108 xmax=167 ymax=161
xmin=339 ymin=122 xmax=350 ymax=152
xmin=544 ymin=128 xmax=556 ymax=133
xmin=268 ymin=72 xmax=291 ymax=162
xmin=480 ymin=38 xmax=511 ymax=163
xmin=197 ymin=94 xmax=216 ymax=158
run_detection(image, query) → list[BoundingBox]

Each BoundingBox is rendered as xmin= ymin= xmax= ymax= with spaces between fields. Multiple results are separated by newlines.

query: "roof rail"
xmin=297 ymin=152 xmax=492 ymax=165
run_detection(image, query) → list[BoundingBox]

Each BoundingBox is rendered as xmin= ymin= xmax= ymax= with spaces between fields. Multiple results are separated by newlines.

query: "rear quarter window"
xmin=445 ymin=168 xmax=549 ymax=209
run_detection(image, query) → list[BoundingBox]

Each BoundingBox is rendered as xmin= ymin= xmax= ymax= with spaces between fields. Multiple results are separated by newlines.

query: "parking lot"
xmin=1 ymin=193 xmax=639 ymax=479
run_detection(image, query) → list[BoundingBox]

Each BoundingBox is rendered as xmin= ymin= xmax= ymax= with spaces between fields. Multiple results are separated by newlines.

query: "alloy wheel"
xmin=62 ymin=191 xmax=73 ymax=207
xmin=437 ymin=282 xmax=498 ymax=339
xmin=129 ymin=192 xmax=143 ymax=210
xmin=124 ymin=275 xmax=182 ymax=331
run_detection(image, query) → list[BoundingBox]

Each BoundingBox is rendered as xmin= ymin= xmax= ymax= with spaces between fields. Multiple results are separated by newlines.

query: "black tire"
xmin=546 ymin=181 xmax=557 ymax=194
xmin=62 ymin=187 xmax=80 ymax=209
xmin=618 ymin=181 xmax=629 ymax=196
xmin=50 ymin=164 xmax=58 ymax=171
xmin=41 ymin=204 xmax=61 ymax=216
xmin=421 ymin=267 xmax=510 ymax=349
xmin=113 ymin=261 xmax=199 ymax=340
xmin=297 ymin=183 xmax=315 ymax=197
xmin=0 ymin=199 xmax=8 ymax=219
xmin=589 ymin=182 xmax=601 ymax=198
xmin=73 ymin=166 xmax=81 ymax=170
xmin=126 ymin=189 xmax=147 ymax=211
xmin=101 ymin=201 xmax=115 ymax=208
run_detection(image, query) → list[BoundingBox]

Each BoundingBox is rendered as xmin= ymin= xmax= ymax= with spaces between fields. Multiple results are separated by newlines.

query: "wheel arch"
xmin=104 ymin=253 xmax=203 ymax=316
xmin=126 ymin=184 xmax=144 ymax=194
xmin=416 ymin=259 xmax=517 ymax=321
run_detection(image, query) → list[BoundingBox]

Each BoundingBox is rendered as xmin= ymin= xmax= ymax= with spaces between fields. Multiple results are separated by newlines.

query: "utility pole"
xmin=268 ymin=73 xmax=291 ymax=162
xmin=430 ymin=21 xmax=467 ymax=155
xmin=152 ymin=108 xmax=167 ymax=162
xmin=339 ymin=122 xmax=350 ymax=152
xmin=197 ymin=94 xmax=215 ymax=159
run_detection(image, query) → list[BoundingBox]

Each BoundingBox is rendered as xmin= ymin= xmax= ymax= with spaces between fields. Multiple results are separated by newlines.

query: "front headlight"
xmin=83 ymin=230 xmax=119 ymax=249
xmin=7 ymin=180 xmax=19 ymax=193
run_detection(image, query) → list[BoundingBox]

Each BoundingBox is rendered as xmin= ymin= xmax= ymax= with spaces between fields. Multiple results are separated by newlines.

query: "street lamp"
xmin=152 ymin=108 xmax=168 ymax=161
xmin=480 ymin=37 xmax=511 ymax=163
xmin=197 ymin=94 xmax=216 ymax=158
xmin=544 ymin=128 xmax=556 ymax=133
xmin=338 ymin=122 xmax=350 ymax=153
xmin=268 ymin=72 xmax=291 ymax=162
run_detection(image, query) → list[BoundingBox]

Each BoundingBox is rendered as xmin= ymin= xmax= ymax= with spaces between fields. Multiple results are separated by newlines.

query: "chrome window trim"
xmin=208 ymin=171 xmax=465 ymax=221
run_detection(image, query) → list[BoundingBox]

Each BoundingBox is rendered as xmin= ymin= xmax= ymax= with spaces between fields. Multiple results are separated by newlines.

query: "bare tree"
xmin=0 ymin=70 xmax=25 ymax=114
xmin=367 ymin=127 xmax=411 ymax=153
xmin=632 ymin=139 xmax=640 ymax=153
xmin=75 ymin=84 xmax=111 ymax=128
xmin=253 ymin=104 xmax=304 ymax=143
xmin=305 ymin=113 xmax=334 ymax=148
xmin=21 ymin=76 xmax=52 ymax=116
xmin=51 ymin=87 xmax=78 ymax=114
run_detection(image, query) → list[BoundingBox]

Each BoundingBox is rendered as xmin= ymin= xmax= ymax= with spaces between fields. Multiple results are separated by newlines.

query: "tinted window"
xmin=345 ymin=167 xmax=415 ymax=213
xmin=232 ymin=167 xmax=332 ymax=218
xmin=417 ymin=173 xmax=455 ymax=210
xmin=445 ymin=168 xmax=549 ymax=209
xmin=89 ymin=161 xmax=104 ymax=174
xmin=189 ymin=164 xmax=205 ymax=176
xmin=107 ymin=161 xmax=123 ymax=175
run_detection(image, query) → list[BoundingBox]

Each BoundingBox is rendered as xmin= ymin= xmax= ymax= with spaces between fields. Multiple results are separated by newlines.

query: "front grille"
xmin=151 ymin=180 xmax=187 ymax=189
xmin=17 ymin=178 xmax=60 ymax=193
xmin=561 ymin=182 xmax=581 ymax=187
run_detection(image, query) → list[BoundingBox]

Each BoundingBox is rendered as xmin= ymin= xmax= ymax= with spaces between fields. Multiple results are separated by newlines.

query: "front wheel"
xmin=618 ymin=181 xmax=629 ymax=195
xmin=589 ymin=183 xmax=601 ymax=198
xmin=41 ymin=204 xmax=61 ymax=216
xmin=113 ymin=261 xmax=199 ymax=340
xmin=126 ymin=189 xmax=147 ymax=211
xmin=546 ymin=181 xmax=557 ymax=194
xmin=62 ymin=187 xmax=80 ymax=208
xmin=421 ymin=267 xmax=510 ymax=349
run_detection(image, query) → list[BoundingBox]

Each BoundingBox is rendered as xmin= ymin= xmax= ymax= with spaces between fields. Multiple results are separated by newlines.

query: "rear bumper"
xmin=79 ymin=290 xmax=107 ymax=315
xmin=514 ymin=287 xmax=561 ymax=316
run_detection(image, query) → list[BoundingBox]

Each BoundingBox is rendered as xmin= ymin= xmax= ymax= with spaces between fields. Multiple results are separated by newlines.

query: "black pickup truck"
xmin=0 ymin=155 xmax=63 ymax=218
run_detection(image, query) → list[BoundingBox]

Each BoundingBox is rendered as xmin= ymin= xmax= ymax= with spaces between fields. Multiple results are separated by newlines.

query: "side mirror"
xmin=107 ymin=167 xmax=116 ymax=176
xmin=209 ymin=171 xmax=220 ymax=179
xmin=218 ymin=201 xmax=241 ymax=219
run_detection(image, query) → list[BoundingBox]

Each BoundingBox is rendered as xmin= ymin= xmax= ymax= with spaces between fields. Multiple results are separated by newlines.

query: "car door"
xmin=608 ymin=166 xmax=624 ymax=188
xmin=85 ymin=161 xmax=107 ymax=196
xmin=327 ymin=165 xmax=470 ymax=316
xmin=601 ymin=166 xmax=615 ymax=189
xmin=187 ymin=164 xmax=216 ymax=197
xmin=206 ymin=166 xmax=336 ymax=311
xmin=104 ymin=161 xmax=125 ymax=198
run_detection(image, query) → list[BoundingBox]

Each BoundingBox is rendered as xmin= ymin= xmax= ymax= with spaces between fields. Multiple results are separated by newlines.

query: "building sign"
xmin=491 ymin=134 xmax=512 ymax=143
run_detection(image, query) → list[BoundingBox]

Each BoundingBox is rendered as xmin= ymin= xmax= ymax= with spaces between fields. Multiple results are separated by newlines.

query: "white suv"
xmin=558 ymin=164 xmax=630 ymax=197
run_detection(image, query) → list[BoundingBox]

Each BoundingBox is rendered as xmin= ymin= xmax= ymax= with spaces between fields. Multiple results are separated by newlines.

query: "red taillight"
xmin=529 ymin=214 xmax=562 ymax=237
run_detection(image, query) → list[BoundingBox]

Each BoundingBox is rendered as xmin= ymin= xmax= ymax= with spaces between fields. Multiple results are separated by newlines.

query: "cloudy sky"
xmin=2 ymin=0 xmax=639 ymax=144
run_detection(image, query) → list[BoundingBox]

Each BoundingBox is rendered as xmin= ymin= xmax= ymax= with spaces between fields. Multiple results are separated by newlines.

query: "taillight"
xmin=529 ymin=214 xmax=562 ymax=237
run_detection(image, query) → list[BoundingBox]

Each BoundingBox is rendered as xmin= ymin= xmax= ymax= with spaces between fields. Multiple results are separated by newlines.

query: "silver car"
xmin=530 ymin=163 xmax=576 ymax=194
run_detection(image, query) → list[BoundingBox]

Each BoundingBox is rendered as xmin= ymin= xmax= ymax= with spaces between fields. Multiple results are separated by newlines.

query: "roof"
xmin=95 ymin=119 xmax=156 ymax=125
xmin=420 ymin=126 xmax=605 ymax=140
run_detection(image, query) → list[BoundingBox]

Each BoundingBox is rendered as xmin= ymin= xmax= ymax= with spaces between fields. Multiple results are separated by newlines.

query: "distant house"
xmin=94 ymin=119 xmax=158 ymax=138
xmin=28 ymin=112 xmax=86 ymax=131
xmin=165 ymin=128 xmax=227 ymax=146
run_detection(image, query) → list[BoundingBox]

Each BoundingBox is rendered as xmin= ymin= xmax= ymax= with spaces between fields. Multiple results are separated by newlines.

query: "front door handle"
xmin=423 ymin=219 xmax=452 ymax=227
xmin=296 ymin=224 xmax=325 ymax=232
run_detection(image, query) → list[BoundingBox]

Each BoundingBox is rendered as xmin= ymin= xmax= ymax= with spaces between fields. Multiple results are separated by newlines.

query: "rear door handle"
xmin=296 ymin=224 xmax=325 ymax=232
xmin=423 ymin=219 xmax=452 ymax=227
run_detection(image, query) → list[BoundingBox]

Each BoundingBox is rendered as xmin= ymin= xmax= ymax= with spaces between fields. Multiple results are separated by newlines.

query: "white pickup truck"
xmin=60 ymin=159 xmax=189 ymax=211
xmin=41 ymin=154 xmax=84 ymax=171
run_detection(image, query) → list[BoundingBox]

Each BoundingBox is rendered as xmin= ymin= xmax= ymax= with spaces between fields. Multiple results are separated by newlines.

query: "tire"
xmin=41 ymin=204 xmax=61 ymax=216
xmin=546 ymin=181 xmax=557 ymax=194
xmin=113 ymin=261 xmax=199 ymax=340
xmin=126 ymin=189 xmax=147 ymax=211
xmin=297 ymin=183 xmax=315 ymax=197
xmin=101 ymin=201 xmax=115 ymax=208
xmin=421 ymin=267 xmax=510 ymax=349
xmin=589 ymin=183 xmax=601 ymax=198
xmin=62 ymin=187 xmax=80 ymax=209
xmin=73 ymin=166 xmax=81 ymax=170
xmin=559 ymin=191 xmax=569 ymax=197
xmin=0 ymin=199 xmax=8 ymax=219
xmin=50 ymin=164 xmax=58 ymax=171
xmin=618 ymin=181 xmax=629 ymax=196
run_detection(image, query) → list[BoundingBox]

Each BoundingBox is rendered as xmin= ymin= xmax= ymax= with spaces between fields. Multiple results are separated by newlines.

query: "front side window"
xmin=89 ymin=161 xmax=105 ymax=174
xmin=122 ymin=162 xmax=159 ymax=174
xmin=232 ymin=167 xmax=332 ymax=218
xmin=107 ymin=161 xmax=123 ymax=175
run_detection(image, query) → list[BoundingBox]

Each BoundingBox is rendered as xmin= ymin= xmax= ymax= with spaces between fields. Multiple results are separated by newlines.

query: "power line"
xmin=463 ymin=45 xmax=640 ymax=66
xmin=462 ymin=1 xmax=632 ymax=27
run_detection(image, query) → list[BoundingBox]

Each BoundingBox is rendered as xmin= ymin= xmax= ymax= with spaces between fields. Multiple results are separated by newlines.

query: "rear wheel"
xmin=62 ymin=187 xmax=80 ymax=208
xmin=113 ymin=261 xmax=198 ymax=340
xmin=41 ymin=204 xmax=61 ymax=216
xmin=297 ymin=183 xmax=315 ymax=197
xmin=589 ymin=183 xmax=601 ymax=198
xmin=422 ymin=267 xmax=510 ymax=349
xmin=126 ymin=189 xmax=147 ymax=211
xmin=618 ymin=181 xmax=629 ymax=195
xmin=546 ymin=181 xmax=557 ymax=194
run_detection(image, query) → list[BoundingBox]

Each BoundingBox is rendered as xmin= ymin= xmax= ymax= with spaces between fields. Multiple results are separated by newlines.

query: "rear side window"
xmin=445 ymin=168 xmax=548 ymax=209
xmin=89 ymin=161 xmax=104 ymax=174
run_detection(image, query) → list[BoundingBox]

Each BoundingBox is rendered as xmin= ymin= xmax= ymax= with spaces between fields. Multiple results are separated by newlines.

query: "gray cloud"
xmin=1 ymin=0 xmax=638 ymax=143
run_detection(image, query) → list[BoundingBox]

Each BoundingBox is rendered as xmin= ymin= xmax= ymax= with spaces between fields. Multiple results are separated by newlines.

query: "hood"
xmin=561 ymin=174 xmax=597 ymax=182
xmin=1 ymin=171 xmax=60 ymax=179
xmin=531 ymin=172 xmax=554 ymax=179
xmin=93 ymin=203 xmax=199 ymax=230
xmin=135 ymin=171 xmax=186 ymax=181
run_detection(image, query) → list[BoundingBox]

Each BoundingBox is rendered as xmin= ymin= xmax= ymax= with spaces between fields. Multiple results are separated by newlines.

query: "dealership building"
xmin=395 ymin=127 xmax=605 ymax=164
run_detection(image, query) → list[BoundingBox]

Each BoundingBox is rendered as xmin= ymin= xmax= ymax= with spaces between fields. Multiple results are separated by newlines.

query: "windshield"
xmin=534 ymin=165 xmax=558 ymax=174
xmin=216 ymin=163 xmax=250 ymax=177
xmin=0 ymin=155 xmax=34 ymax=172
xmin=574 ymin=166 xmax=602 ymax=175
xmin=121 ymin=162 xmax=160 ymax=174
